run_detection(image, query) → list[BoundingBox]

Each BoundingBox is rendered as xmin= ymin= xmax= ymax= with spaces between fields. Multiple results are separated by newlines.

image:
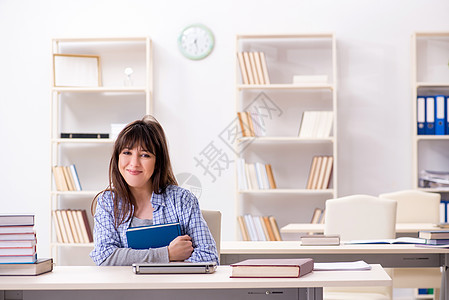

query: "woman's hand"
xmin=167 ymin=235 xmax=193 ymax=261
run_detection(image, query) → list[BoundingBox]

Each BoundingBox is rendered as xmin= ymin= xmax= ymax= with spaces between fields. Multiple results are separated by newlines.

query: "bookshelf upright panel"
xmin=50 ymin=37 xmax=152 ymax=265
xmin=235 ymin=34 xmax=338 ymax=241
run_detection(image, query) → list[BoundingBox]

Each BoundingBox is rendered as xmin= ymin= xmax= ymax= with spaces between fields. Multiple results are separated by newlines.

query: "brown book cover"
xmin=322 ymin=156 xmax=334 ymax=189
xmin=311 ymin=156 xmax=323 ymax=189
xmin=306 ymin=156 xmax=318 ymax=189
xmin=75 ymin=210 xmax=89 ymax=243
xmin=62 ymin=166 xmax=75 ymax=191
xmin=310 ymin=208 xmax=322 ymax=224
xmin=245 ymin=111 xmax=255 ymax=137
xmin=316 ymin=156 xmax=329 ymax=189
xmin=242 ymin=52 xmax=255 ymax=84
xmin=265 ymin=164 xmax=277 ymax=189
xmin=259 ymin=52 xmax=271 ymax=84
xmin=269 ymin=216 xmax=282 ymax=241
xmin=253 ymin=52 xmax=265 ymax=84
xmin=81 ymin=209 xmax=94 ymax=243
xmin=66 ymin=210 xmax=80 ymax=243
xmin=60 ymin=210 xmax=75 ymax=244
xmin=259 ymin=216 xmax=270 ymax=240
xmin=237 ymin=112 xmax=248 ymax=137
xmin=54 ymin=210 xmax=69 ymax=243
xmin=52 ymin=166 xmax=68 ymax=191
xmin=51 ymin=210 xmax=64 ymax=243
xmin=262 ymin=216 xmax=276 ymax=241
xmin=237 ymin=52 xmax=249 ymax=85
xmin=248 ymin=52 xmax=260 ymax=84
xmin=230 ymin=258 xmax=314 ymax=278
xmin=237 ymin=216 xmax=249 ymax=241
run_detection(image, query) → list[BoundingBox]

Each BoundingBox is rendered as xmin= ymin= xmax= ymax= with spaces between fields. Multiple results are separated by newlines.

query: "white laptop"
xmin=132 ymin=262 xmax=217 ymax=274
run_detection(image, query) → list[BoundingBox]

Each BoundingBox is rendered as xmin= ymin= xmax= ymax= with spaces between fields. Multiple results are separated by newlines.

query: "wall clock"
xmin=178 ymin=24 xmax=215 ymax=60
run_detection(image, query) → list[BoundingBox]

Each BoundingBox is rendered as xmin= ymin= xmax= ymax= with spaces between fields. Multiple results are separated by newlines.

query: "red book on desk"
xmin=230 ymin=258 xmax=314 ymax=278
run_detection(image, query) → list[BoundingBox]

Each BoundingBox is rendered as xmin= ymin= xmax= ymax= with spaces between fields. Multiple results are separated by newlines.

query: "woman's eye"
xmin=122 ymin=151 xmax=131 ymax=155
xmin=141 ymin=153 xmax=151 ymax=158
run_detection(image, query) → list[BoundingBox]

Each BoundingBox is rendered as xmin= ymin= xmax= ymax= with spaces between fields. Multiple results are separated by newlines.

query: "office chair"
xmin=324 ymin=195 xmax=397 ymax=300
xmin=201 ymin=210 xmax=222 ymax=260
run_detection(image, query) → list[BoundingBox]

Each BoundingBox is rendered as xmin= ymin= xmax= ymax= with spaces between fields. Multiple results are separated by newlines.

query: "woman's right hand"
xmin=167 ymin=235 xmax=193 ymax=261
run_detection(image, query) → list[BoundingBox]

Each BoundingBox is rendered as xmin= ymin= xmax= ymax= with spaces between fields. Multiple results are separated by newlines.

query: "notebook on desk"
xmin=132 ymin=262 xmax=217 ymax=274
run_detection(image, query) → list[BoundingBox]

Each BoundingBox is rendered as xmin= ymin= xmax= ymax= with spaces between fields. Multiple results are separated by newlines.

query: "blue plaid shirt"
xmin=89 ymin=185 xmax=218 ymax=265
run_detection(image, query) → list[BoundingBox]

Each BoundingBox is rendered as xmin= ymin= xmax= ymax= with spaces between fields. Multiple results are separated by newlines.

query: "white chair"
xmin=201 ymin=210 xmax=222 ymax=260
xmin=379 ymin=189 xmax=440 ymax=224
xmin=323 ymin=195 xmax=397 ymax=300
xmin=379 ymin=190 xmax=441 ymax=298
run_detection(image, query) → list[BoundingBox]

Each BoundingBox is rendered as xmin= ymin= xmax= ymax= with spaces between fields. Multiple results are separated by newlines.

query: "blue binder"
xmin=417 ymin=96 xmax=426 ymax=135
xmin=435 ymin=95 xmax=446 ymax=135
xmin=446 ymin=96 xmax=449 ymax=135
xmin=425 ymin=96 xmax=435 ymax=135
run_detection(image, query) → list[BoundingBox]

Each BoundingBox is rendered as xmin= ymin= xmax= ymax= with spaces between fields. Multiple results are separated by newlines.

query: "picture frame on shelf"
xmin=53 ymin=54 xmax=101 ymax=87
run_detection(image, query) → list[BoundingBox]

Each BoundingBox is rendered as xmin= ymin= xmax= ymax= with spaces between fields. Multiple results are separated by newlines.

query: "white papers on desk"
xmin=313 ymin=260 xmax=371 ymax=271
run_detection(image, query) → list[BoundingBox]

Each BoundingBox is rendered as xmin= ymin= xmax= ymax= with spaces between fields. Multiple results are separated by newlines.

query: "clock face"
xmin=178 ymin=24 xmax=214 ymax=60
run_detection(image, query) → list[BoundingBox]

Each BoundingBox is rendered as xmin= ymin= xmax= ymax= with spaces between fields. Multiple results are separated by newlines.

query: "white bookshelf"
xmin=235 ymin=33 xmax=337 ymax=240
xmin=411 ymin=32 xmax=449 ymax=192
xmin=50 ymin=37 xmax=153 ymax=265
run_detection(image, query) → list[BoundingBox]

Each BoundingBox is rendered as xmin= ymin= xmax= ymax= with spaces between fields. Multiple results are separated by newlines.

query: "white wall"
xmin=1 ymin=0 xmax=448 ymax=258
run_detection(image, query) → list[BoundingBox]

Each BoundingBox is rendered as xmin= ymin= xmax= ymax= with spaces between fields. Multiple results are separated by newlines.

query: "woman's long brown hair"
xmin=91 ymin=115 xmax=178 ymax=228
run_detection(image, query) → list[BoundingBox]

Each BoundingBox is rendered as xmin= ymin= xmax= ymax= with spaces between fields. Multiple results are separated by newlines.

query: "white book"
xmin=244 ymin=214 xmax=258 ymax=241
xmin=252 ymin=215 xmax=266 ymax=241
xmin=237 ymin=158 xmax=248 ymax=191
xmin=69 ymin=164 xmax=82 ymax=191
xmin=247 ymin=163 xmax=260 ymax=190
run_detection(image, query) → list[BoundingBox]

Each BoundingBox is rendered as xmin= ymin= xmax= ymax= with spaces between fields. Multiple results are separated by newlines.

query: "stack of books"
xmin=236 ymin=158 xmax=277 ymax=191
xmin=0 ymin=214 xmax=53 ymax=275
xmin=237 ymin=51 xmax=270 ymax=85
xmin=52 ymin=209 xmax=93 ymax=244
xmin=237 ymin=214 xmax=281 ymax=241
xmin=418 ymin=230 xmax=449 ymax=247
xmin=52 ymin=164 xmax=82 ymax=191
xmin=0 ymin=214 xmax=37 ymax=264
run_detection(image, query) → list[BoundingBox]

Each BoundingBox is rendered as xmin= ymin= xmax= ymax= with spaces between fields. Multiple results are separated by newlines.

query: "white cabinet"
xmin=50 ymin=37 xmax=152 ymax=265
xmin=235 ymin=34 xmax=337 ymax=240
xmin=411 ymin=32 xmax=449 ymax=193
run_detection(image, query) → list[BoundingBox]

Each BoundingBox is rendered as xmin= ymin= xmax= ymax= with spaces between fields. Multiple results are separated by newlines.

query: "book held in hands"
xmin=126 ymin=222 xmax=181 ymax=249
xmin=230 ymin=258 xmax=314 ymax=278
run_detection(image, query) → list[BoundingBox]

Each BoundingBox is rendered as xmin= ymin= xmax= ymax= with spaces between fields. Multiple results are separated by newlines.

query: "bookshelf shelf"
xmin=238 ymin=189 xmax=334 ymax=195
xmin=237 ymin=83 xmax=334 ymax=91
xmin=235 ymin=33 xmax=337 ymax=241
xmin=411 ymin=32 xmax=449 ymax=194
xmin=50 ymin=36 xmax=153 ymax=266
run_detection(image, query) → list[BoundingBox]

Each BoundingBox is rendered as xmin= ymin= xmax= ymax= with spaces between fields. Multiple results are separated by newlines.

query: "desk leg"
xmin=442 ymin=254 xmax=449 ymax=300
xmin=304 ymin=287 xmax=323 ymax=300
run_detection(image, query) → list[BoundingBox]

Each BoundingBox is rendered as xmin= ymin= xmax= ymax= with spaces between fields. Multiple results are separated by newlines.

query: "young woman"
xmin=90 ymin=115 xmax=218 ymax=266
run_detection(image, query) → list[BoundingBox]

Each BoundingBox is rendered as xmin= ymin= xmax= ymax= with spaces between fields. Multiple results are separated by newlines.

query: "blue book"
xmin=126 ymin=222 xmax=181 ymax=249
xmin=435 ymin=95 xmax=446 ymax=135
xmin=426 ymin=238 xmax=449 ymax=245
xmin=417 ymin=96 xmax=426 ymax=135
xmin=425 ymin=96 xmax=435 ymax=135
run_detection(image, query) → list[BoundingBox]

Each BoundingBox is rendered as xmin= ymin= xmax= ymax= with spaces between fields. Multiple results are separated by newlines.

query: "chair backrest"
xmin=379 ymin=190 xmax=440 ymax=224
xmin=323 ymin=195 xmax=396 ymax=299
xmin=324 ymin=194 xmax=397 ymax=241
xmin=201 ymin=210 xmax=221 ymax=258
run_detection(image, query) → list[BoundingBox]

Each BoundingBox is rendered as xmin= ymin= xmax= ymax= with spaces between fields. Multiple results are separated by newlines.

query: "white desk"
xmin=281 ymin=223 xmax=442 ymax=234
xmin=0 ymin=265 xmax=390 ymax=300
xmin=220 ymin=241 xmax=449 ymax=300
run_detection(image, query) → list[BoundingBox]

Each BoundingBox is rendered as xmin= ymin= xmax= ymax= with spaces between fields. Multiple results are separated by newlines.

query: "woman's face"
xmin=118 ymin=145 xmax=156 ymax=192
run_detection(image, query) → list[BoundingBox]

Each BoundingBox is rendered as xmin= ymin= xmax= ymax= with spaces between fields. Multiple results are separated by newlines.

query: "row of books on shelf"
xmin=237 ymin=159 xmax=277 ymax=190
xmin=0 ymin=214 xmax=38 ymax=263
xmin=306 ymin=156 xmax=333 ymax=190
xmin=52 ymin=164 xmax=82 ymax=191
xmin=417 ymin=95 xmax=449 ymax=135
xmin=237 ymin=51 xmax=270 ymax=85
xmin=310 ymin=208 xmax=325 ymax=224
xmin=237 ymin=214 xmax=282 ymax=241
xmin=298 ymin=111 xmax=333 ymax=139
xmin=237 ymin=110 xmax=333 ymax=139
xmin=52 ymin=209 xmax=93 ymax=244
